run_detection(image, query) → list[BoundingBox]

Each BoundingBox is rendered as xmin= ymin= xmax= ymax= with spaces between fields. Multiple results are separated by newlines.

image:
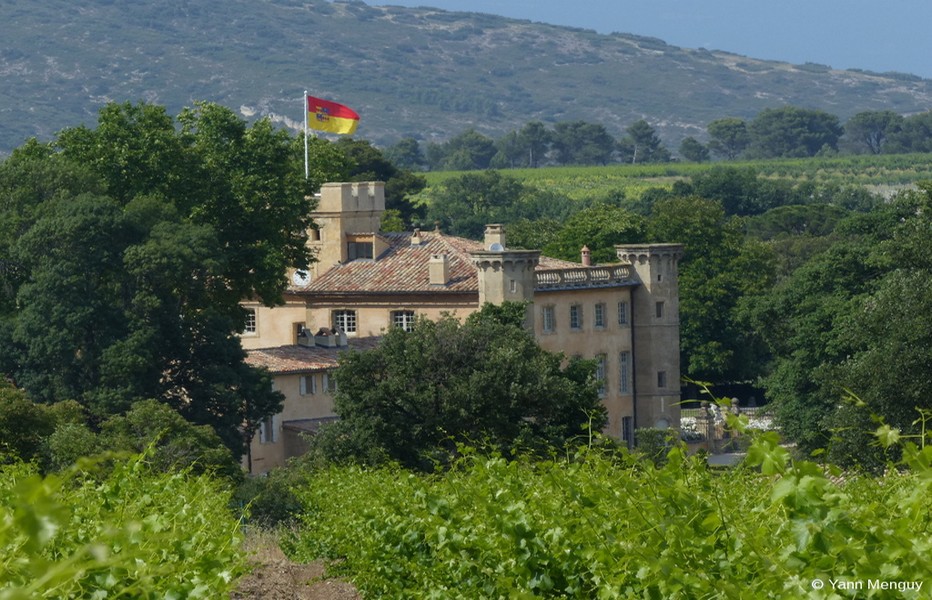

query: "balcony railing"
xmin=534 ymin=265 xmax=633 ymax=290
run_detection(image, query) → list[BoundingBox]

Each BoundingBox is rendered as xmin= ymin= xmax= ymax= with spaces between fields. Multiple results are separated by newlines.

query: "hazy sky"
xmin=378 ymin=1 xmax=932 ymax=79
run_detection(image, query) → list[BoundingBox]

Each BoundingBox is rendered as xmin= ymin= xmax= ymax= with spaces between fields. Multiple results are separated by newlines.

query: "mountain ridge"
xmin=2 ymin=0 xmax=931 ymax=155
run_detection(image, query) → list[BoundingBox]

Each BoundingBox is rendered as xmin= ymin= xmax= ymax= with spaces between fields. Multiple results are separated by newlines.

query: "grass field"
xmin=422 ymin=153 xmax=932 ymax=200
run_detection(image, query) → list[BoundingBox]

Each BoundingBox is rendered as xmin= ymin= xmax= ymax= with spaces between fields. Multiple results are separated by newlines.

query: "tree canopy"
xmin=0 ymin=101 xmax=333 ymax=455
xmin=311 ymin=303 xmax=605 ymax=470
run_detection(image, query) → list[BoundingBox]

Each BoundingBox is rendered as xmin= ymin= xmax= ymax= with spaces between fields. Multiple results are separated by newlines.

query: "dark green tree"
xmin=674 ymin=166 xmax=801 ymax=216
xmin=0 ymin=101 xmax=317 ymax=455
xmin=620 ymin=120 xmax=671 ymax=164
xmin=647 ymin=196 xmax=775 ymax=381
xmin=748 ymin=106 xmax=843 ymax=158
xmin=517 ymin=121 xmax=552 ymax=168
xmin=706 ymin=118 xmax=751 ymax=160
xmin=744 ymin=198 xmax=917 ymax=459
xmin=551 ymin=121 xmax=615 ymax=165
xmin=434 ymin=129 xmax=498 ymax=171
xmin=427 ymin=171 xmax=575 ymax=239
xmin=543 ymin=203 xmax=645 ymax=263
xmin=842 ymin=110 xmax=903 ymax=154
xmin=886 ymin=110 xmax=932 ymax=154
xmin=384 ymin=137 xmax=426 ymax=170
xmin=313 ymin=303 xmax=605 ymax=470
xmin=678 ymin=137 xmax=709 ymax=162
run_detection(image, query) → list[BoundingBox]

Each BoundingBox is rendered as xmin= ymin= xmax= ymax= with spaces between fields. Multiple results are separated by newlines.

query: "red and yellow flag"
xmin=306 ymin=95 xmax=359 ymax=135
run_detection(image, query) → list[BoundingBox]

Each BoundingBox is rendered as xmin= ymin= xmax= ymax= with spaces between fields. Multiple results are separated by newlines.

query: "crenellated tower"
xmin=615 ymin=243 xmax=684 ymax=431
xmin=307 ymin=182 xmax=386 ymax=278
xmin=470 ymin=225 xmax=540 ymax=322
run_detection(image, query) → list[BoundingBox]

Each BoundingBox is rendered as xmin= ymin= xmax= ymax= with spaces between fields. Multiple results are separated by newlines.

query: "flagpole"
xmin=303 ymin=90 xmax=309 ymax=180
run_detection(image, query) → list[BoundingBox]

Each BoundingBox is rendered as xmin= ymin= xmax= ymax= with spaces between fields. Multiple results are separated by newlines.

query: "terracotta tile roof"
xmin=293 ymin=231 xmax=581 ymax=295
xmin=245 ymin=336 xmax=382 ymax=374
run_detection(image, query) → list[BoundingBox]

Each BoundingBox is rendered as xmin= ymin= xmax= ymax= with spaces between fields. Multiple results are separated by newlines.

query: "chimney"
xmin=411 ymin=228 xmax=422 ymax=246
xmin=314 ymin=327 xmax=339 ymax=348
xmin=484 ymin=224 xmax=506 ymax=250
xmin=429 ymin=253 xmax=450 ymax=285
xmin=581 ymin=245 xmax=592 ymax=266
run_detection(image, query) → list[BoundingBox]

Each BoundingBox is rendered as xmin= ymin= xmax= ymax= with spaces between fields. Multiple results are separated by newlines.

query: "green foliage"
xmin=744 ymin=192 xmax=927 ymax=460
xmin=427 ymin=170 xmax=574 ymax=238
xmin=678 ymin=136 xmax=709 ymax=162
xmin=842 ymin=110 xmax=904 ymax=154
xmin=0 ymin=383 xmax=56 ymax=464
xmin=707 ymin=117 xmax=751 ymax=160
xmin=312 ymin=303 xmax=605 ymax=471
xmin=289 ymin=430 xmax=932 ymax=598
xmin=0 ymin=101 xmax=307 ymax=455
xmin=619 ymin=119 xmax=671 ymax=164
xmin=0 ymin=453 xmax=246 ymax=598
xmin=748 ymin=106 xmax=844 ymax=159
xmin=550 ymin=121 xmax=616 ymax=166
xmin=542 ymin=202 xmax=645 ymax=263
xmin=647 ymin=196 xmax=775 ymax=381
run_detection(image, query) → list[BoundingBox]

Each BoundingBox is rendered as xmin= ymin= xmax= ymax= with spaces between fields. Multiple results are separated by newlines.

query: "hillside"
xmin=2 ymin=0 xmax=932 ymax=155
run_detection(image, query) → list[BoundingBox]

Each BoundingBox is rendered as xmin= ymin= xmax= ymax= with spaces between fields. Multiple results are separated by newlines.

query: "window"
xmin=541 ymin=306 xmax=555 ymax=333
xmin=258 ymin=415 xmax=278 ymax=444
xmin=622 ymin=416 xmax=633 ymax=446
xmin=570 ymin=304 xmax=582 ymax=330
xmin=347 ymin=241 xmax=373 ymax=260
xmin=657 ymin=370 xmax=667 ymax=389
xmin=333 ymin=310 xmax=357 ymax=333
xmin=619 ymin=351 xmax=631 ymax=393
xmin=325 ymin=371 xmax=338 ymax=393
xmin=655 ymin=301 xmax=665 ymax=319
xmin=299 ymin=374 xmax=317 ymax=396
xmin=596 ymin=354 xmax=607 ymax=397
xmin=392 ymin=310 xmax=416 ymax=332
xmin=243 ymin=308 xmax=257 ymax=334
xmin=509 ymin=279 xmax=517 ymax=293
xmin=617 ymin=301 xmax=629 ymax=325
xmin=594 ymin=303 xmax=606 ymax=328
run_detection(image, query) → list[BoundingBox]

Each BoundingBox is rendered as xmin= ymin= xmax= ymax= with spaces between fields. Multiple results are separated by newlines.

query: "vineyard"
xmin=422 ymin=153 xmax=932 ymax=201
xmin=0 ymin=453 xmax=245 ymax=599
xmin=288 ymin=422 xmax=932 ymax=599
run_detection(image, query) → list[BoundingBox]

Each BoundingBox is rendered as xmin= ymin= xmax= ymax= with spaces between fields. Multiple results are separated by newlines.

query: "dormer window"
xmin=347 ymin=241 xmax=373 ymax=260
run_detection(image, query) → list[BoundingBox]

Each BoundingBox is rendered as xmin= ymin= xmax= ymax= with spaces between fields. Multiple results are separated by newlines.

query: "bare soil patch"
xmin=232 ymin=530 xmax=360 ymax=600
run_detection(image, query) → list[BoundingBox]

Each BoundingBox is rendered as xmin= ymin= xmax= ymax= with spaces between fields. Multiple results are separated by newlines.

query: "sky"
xmin=378 ymin=0 xmax=932 ymax=79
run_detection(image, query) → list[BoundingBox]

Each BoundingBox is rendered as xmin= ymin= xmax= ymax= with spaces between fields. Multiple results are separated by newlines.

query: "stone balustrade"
xmin=534 ymin=265 xmax=633 ymax=290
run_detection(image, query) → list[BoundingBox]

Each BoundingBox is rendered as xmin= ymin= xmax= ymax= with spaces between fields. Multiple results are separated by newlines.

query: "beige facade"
xmin=243 ymin=182 xmax=682 ymax=474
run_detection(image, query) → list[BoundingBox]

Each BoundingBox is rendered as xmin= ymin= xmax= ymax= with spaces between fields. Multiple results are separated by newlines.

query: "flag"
xmin=306 ymin=95 xmax=359 ymax=135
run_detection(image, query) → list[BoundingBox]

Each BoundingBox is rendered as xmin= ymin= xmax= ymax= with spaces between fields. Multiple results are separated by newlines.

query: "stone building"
xmin=242 ymin=181 xmax=682 ymax=474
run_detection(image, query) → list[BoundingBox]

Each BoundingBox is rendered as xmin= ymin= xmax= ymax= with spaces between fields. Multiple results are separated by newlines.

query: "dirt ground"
xmin=232 ymin=531 xmax=361 ymax=600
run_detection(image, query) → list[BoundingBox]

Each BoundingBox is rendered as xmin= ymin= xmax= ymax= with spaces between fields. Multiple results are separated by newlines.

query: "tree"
xmin=744 ymin=197 xmax=919 ymax=460
xmin=620 ymin=120 xmax=671 ymax=164
xmin=312 ymin=303 xmax=605 ymax=470
xmin=434 ymin=129 xmax=498 ymax=171
xmin=674 ymin=166 xmax=801 ymax=217
xmin=647 ymin=196 xmax=775 ymax=381
xmin=706 ymin=118 xmax=751 ymax=160
xmin=517 ymin=121 xmax=551 ymax=168
xmin=550 ymin=121 xmax=615 ymax=165
xmin=427 ymin=171 xmax=575 ymax=239
xmin=678 ymin=137 xmax=709 ymax=163
xmin=0 ymin=101 xmax=317 ymax=455
xmin=748 ymin=106 xmax=843 ymax=158
xmin=836 ymin=184 xmax=932 ymax=449
xmin=842 ymin=110 xmax=903 ymax=154
xmin=384 ymin=137 xmax=426 ymax=170
xmin=886 ymin=110 xmax=932 ymax=154
xmin=543 ymin=203 xmax=645 ymax=264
